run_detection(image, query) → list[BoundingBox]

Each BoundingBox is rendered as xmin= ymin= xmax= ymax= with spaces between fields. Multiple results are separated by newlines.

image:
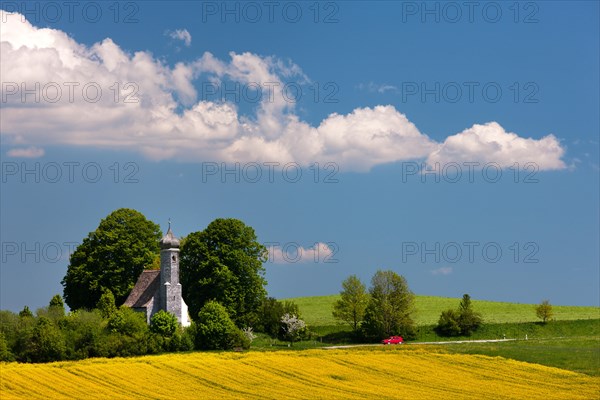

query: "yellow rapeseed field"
xmin=1 ymin=348 xmax=598 ymax=399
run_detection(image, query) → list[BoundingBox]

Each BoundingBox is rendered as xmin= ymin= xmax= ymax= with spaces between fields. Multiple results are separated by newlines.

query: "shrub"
xmin=229 ymin=328 xmax=251 ymax=349
xmin=108 ymin=307 xmax=148 ymax=337
xmin=180 ymin=326 xmax=196 ymax=350
xmin=280 ymin=313 xmax=307 ymax=345
xmin=26 ymin=317 xmax=67 ymax=363
xmin=61 ymin=310 xmax=105 ymax=359
xmin=435 ymin=294 xmax=483 ymax=337
xmin=150 ymin=310 xmax=178 ymax=337
xmin=0 ymin=302 xmax=198 ymax=362
xmin=242 ymin=327 xmax=257 ymax=343
xmin=97 ymin=290 xmax=117 ymax=319
xmin=0 ymin=331 xmax=14 ymax=361
xmin=10 ymin=313 xmax=36 ymax=362
xmin=0 ymin=310 xmax=19 ymax=348
xmin=195 ymin=301 xmax=246 ymax=350
xmin=435 ymin=309 xmax=461 ymax=336
xmin=256 ymin=297 xmax=300 ymax=338
xmin=164 ymin=326 xmax=195 ymax=352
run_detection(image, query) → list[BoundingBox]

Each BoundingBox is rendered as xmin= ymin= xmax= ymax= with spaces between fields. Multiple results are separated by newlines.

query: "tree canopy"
xmin=361 ymin=270 xmax=416 ymax=340
xmin=180 ymin=218 xmax=268 ymax=327
xmin=536 ymin=300 xmax=553 ymax=324
xmin=332 ymin=275 xmax=369 ymax=333
xmin=18 ymin=306 xmax=33 ymax=318
xmin=61 ymin=208 xmax=162 ymax=310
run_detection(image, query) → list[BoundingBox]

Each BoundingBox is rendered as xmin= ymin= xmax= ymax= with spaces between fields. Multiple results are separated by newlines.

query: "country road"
xmin=322 ymin=338 xmax=518 ymax=349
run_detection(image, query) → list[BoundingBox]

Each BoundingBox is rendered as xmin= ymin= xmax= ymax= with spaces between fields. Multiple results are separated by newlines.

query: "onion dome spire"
xmin=160 ymin=219 xmax=180 ymax=249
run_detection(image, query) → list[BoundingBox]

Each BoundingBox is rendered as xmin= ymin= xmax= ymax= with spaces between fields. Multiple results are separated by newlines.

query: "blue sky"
xmin=1 ymin=1 xmax=598 ymax=312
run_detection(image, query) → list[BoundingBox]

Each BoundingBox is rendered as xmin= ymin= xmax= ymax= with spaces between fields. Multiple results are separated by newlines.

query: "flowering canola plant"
xmin=1 ymin=348 xmax=598 ymax=399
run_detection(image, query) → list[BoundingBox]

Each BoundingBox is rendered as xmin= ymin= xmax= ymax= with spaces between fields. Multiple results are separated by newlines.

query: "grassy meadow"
xmin=435 ymin=336 xmax=600 ymax=376
xmin=285 ymin=294 xmax=600 ymax=326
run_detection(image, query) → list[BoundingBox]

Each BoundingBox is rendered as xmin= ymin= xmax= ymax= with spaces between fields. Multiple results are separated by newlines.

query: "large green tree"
xmin=332 ymin=275 xmax=369 ymax=333
xmin=180 ymin=218 xmax=268 ymax=327
xmin=362 ymin=270 xmax=416 ymax=340
xmin=61 ymin=208 xmax=162 ymax=310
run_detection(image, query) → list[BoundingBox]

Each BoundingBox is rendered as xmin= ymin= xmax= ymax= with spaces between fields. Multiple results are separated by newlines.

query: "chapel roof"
xmin=123 ymin=270 xmax=160 ymax=308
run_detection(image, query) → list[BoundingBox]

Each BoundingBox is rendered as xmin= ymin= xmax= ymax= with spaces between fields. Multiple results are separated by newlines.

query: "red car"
xmin=381 ymin=336 xmax=404 ymax=345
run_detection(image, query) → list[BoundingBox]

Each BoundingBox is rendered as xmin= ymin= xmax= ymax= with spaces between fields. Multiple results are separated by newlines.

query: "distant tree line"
xmin=0 ymin=292 xmax=192 ymax=363
xmin=333 ymin=274 xmax=556 ymax=339
xmin=332 ymin=271 xmax=417 ymax=341
xmin=332 ymin=273 xmax=485 ymax=340
xmin=0 ymin=291 xmax=310 ymax=363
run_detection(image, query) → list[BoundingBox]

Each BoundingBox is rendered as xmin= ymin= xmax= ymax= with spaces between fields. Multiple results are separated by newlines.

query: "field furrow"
xmin=1 ymin=349 xmax=598 ymax=399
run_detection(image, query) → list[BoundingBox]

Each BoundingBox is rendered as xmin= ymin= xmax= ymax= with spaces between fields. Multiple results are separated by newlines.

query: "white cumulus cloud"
xmin=0 ymin=11 xmax=567 ymax=172
xmin=427 ymin=122 xmax=566 ymax=170
xmin=431 ymin=267 xmax=453 ymax=276
xmin=166 ymin=29 xmax=192 ymax=47
xmin=6 ymin=146 xmax=45 ymax=158
xmin=357 ymin=82 xmax=398 ymax=94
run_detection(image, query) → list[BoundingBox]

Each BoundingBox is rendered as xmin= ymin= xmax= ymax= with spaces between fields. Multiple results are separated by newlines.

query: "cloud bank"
xmin=0 ymin=12 xmax=566 ymax=172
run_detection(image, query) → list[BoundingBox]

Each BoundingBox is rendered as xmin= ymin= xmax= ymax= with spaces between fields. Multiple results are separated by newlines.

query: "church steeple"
xmin=158 ymin=221 xmax=189 ymax=326
xmin=160 ymin=219 xmax=180 ymax=249
xmin=125 ymin=220 xmax=190 ymax=327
